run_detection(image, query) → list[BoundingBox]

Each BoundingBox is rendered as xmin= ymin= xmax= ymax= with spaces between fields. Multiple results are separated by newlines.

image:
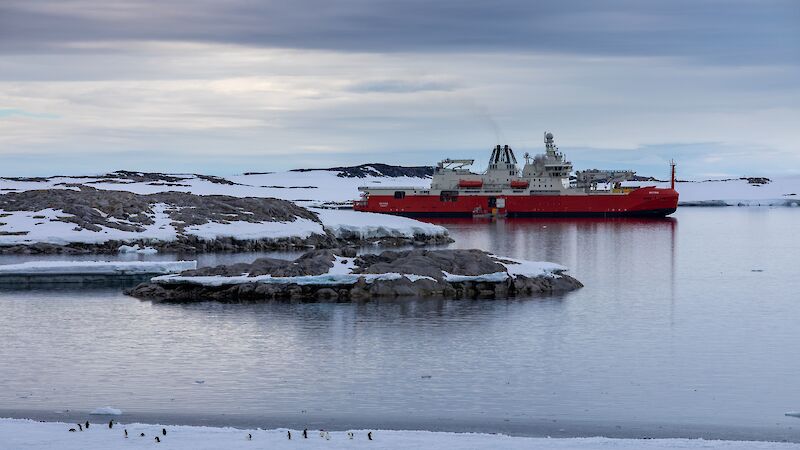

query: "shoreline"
xmin=2 ymin=409 xmax=799 ymax=443
xmin=5 ymin=420 xmax=800 ymax=450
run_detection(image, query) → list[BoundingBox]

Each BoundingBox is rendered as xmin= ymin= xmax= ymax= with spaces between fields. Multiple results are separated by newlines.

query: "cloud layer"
xmin=0 ymin=0 xmax=798 ymax=177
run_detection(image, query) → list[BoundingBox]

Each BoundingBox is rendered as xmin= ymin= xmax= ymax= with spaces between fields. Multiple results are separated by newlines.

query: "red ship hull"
xmin=354 ymin=187 xmax=678 ymax=217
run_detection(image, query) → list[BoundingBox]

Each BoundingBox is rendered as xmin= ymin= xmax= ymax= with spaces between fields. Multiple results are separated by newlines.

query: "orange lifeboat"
xmin=459 ymin=179 xmax=483 ymax=188
xmin=510 ymin=180 xmax=529 ymax=189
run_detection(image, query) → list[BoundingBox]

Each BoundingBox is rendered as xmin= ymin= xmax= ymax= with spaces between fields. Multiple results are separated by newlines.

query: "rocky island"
xmin=126 ymin=248 xmax=583 ymax=302
xmin=0 ymin=186 xmax=450 ymax=254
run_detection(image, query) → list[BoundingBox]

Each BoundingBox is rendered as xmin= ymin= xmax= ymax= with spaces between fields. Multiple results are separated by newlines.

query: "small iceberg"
xmin=90 ymin=406 xmax=122 ymax=415
xmin=118 ymin=244 xmax=158 ymax=254
xmin=786 ymin=411 xmax=800 ymax=418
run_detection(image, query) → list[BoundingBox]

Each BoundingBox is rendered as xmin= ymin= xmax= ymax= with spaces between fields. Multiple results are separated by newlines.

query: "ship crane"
xmin=437 ymin=159 xmax=474 ymax=170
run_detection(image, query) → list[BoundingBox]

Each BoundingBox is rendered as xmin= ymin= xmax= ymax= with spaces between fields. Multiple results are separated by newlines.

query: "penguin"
xmin=319 ymin=430 xmax=325 ymax=438
xmin=68 ymin=428 xmax=76 ymax=432
xmin=324 ymin=431 xmax=331 ymax=440
xmin=77 ymin=423 xmax=83 ymax=431
xmin=287 ymin=430 xmax=292 ymax=440
xmin=108 ymin=420 xmax=114 ymax=429
xmin=85 ymin=421 xmax=90 ymax=429
xmin=162 ymin=428 xmax=167 ymax=436
xmin=347 ymin=431 xmax=354 ymax=439
xmin=155 ymin=436 xmax=160 ymax=443
xmin=368 ymin=431 xmax=373 ymax=440
xmin=247 ymin=433 xmax=252 ymax=440
xmin=140 ymin=432 xmax=145 ymax=437
xmin=302 ymin=428 xmax=308 ymax=439
xmin=124 ymin=429 xmax=128 ymax=438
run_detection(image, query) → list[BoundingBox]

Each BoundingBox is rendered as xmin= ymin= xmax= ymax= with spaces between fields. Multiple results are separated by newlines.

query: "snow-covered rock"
xmin=128 ymin=249 xmax=581 ymax=301
xmin=0 ymin=178 xmax=450 ymax=253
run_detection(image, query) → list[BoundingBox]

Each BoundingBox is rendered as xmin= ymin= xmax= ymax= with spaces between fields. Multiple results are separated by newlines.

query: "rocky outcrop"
xmin=126 ymin=249 xmax=583 ymax=302
xmin=0 ymin=187 xmax=450 ymax=254
xmin=0 ymin=186 xmax=317 ymax=233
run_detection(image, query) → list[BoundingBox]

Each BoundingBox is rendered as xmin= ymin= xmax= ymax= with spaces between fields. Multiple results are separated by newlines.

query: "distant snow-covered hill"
xmin=2 ymin=166 xmax=798 ymax=208
xmin=0 ymin=167 xmax=432 ymax=207
xmin=625 ymin=176 xmax=800 ymax=206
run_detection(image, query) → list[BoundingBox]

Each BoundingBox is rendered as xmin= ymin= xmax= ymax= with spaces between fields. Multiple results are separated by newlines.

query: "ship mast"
xmin=670 ymin=159 xmax=676 ymax=190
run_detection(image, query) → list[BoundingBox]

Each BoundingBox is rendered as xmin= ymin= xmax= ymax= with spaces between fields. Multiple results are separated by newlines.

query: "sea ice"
xmin=89 ymin=407 xmax=122 ymax=416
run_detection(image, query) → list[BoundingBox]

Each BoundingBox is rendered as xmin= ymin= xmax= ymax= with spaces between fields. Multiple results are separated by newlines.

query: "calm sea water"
xmin=1 ymin=208 xmax=799 ymax=440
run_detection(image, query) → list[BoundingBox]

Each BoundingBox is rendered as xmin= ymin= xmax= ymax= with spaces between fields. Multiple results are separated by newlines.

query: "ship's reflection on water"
xmin=429 ymin=216 xmax=677 ymax=279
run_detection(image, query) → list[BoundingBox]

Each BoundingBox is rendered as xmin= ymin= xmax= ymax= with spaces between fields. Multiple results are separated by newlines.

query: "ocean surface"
xmin=1 ymin=208 xmax=799 ymax=441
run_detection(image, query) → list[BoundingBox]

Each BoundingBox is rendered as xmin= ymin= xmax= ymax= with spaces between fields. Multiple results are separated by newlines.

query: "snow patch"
xmin=312 ymin=208 xmax=447 ymax=239
xmin=183 ymin=218 xmax=324 ymax=241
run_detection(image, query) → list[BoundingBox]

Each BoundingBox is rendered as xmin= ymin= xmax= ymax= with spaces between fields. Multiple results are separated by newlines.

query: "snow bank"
xmin=1 ymin=419 xmax=798 ymax=450
xmin=89 ymin=407 xmax=122 ymax=416
xmin=312 ymin=208 xmax=447 ymax=239
xmin=183 ymin=218 xmax=324 ymax=241
xmin=0 ymin=260 xmax=196 ymax=275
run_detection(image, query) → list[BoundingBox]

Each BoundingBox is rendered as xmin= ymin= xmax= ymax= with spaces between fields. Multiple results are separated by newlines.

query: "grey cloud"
xmin=347 ymin=80 xmax=457 ymax=93
xmin=0 ymin=0 xmax=797 ymax=64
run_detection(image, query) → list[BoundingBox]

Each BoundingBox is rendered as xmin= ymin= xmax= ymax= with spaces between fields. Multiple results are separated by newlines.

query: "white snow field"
xmin=0 ymin=260 xmax=196 ymax=275
xmin=1 ymin=419 xmax=798 ymax=450
xmin=626 ymin=176 xmax=800 ymax=206
xmin=150 ymin=255 xmax=564 ymax=287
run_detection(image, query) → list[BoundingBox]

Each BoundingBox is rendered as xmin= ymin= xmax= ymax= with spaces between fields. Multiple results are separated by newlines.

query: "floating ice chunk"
xmin=0 ymin=260 xmax=195 ymax=275
xmin=786 ymin=411 xmax=800 ymax=418
xmin=118 ymin=244 xmax=158 ymax=254
xmin=89 ymin=406 xmax=122 ymax=415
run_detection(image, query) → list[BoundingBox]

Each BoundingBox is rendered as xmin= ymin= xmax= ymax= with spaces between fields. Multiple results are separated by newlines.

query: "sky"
xmin=0 ymin=0 xmax=798 ymax=178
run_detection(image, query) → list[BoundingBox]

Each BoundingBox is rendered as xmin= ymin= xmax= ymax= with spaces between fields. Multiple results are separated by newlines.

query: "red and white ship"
xmin=354 ymin=132 xmax=678 ymax=217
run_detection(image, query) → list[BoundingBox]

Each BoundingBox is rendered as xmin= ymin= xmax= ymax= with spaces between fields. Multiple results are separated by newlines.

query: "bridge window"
xmin=394 ymin=191 xmax=405 ymax=199
xmin=440 ymin=191 xmax=459 ymax=202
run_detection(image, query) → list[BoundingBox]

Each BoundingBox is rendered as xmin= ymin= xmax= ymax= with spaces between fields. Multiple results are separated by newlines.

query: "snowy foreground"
xmin=2 ymin=419 xmax=798 ymax=450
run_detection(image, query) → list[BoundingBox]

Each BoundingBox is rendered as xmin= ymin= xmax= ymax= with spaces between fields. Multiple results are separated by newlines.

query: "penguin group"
xmin=66 ymin=420 xmax=170 ymax=444
xmin=67 ymin=420 xmax=376 ymax=444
